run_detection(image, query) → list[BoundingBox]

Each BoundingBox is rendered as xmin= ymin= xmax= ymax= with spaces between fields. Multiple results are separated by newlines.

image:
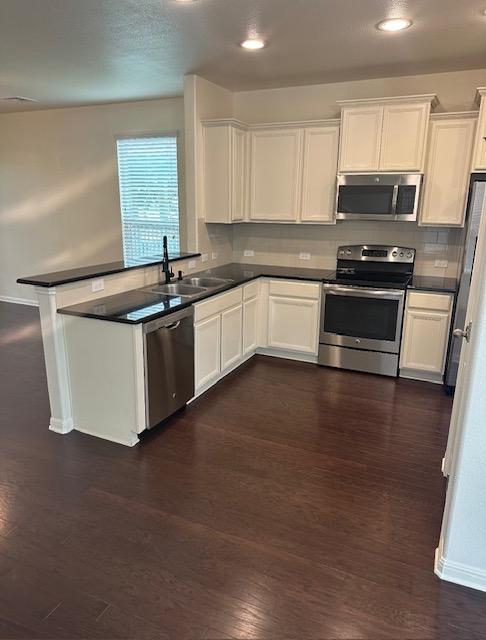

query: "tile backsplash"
xmin=232 ymin=221 xmax=464 ymax=278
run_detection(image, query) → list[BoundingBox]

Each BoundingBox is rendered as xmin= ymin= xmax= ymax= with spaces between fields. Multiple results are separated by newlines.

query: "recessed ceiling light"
xmin=377 ymin=18 xmax=413 ymax=32
xmin=240 ymin=38 xmax=265 ymax=50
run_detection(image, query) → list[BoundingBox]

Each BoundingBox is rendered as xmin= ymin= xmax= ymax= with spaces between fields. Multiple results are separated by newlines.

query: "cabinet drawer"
xmin=243 ymin=280 xmax=259 ymax=300
xmin=194 ymin=287 xmax=243 ymax=322
xmin=407 ymin=291 xmax=452 ymax=312
xmin=269 ymin=279 xmax=320 ymax=300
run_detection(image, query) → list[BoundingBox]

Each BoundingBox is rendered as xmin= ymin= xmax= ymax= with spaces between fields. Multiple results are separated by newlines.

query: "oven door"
xmin=320 ymin=284 xmax=405 ymax=353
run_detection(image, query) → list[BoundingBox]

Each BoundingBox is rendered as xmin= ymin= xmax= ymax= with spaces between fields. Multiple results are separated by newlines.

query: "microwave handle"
xmin=391 ymin=184 xmax=399 ymax=215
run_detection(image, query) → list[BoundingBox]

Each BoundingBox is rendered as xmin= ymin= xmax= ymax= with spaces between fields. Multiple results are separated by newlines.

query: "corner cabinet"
xmin=202 ymin=120 xmax=248 ymax=223
xmin=249 ymin=127 xmax=303 ymax=221
xmin=420 ymin=114 xmax=476 ymax=227
xmin=338 ymin=95 xmax=437 ymax=173
xmin=400 ymin=291 xmax=453 ymax=383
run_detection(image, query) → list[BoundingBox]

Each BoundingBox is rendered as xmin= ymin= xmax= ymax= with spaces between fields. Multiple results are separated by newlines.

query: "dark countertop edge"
xmin=16 ymin=253 xmax=201 ymax=288
xmin=57 ymin=267 xmax=459 ymax=326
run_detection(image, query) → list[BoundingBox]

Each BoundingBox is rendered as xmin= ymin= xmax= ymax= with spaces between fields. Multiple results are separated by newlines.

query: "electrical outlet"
xmin=212 ymin=252 xmax=218 ymax=260
xmin=299 ymin=252 xmax=311 ymax=261
xmin=434 ymin=259 xmax=448 ymax=268
xmin=91 ymin=278 xmax=104 ymax=292
xmin=244 ymin=249 xmax=254 ymax=257
xmin=188 ymin=260 xmax=196 ymax=269
xmin=201 ymin=254 xmax=209 ymax=263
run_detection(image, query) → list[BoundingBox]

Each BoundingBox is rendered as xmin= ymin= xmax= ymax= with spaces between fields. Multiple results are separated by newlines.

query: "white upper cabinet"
xmin=380 ymin=103 xmax=430 ymax=171
xmin=338 ymin=95 xmax=437 ymax=173
xmin=203 ymin=121 xmax=248 ymax=223
xmin=471 ymin=88 xmax=486 ymax=171
xmin=300 ymin=125 xmax=340 ymax=223
xmin=339 ymin=106 xmax=383 ymax=172
xmin=420 ymin=115 xmax=476 ymax=227
xmin=249 ymin=127 xmax=303 ymax=221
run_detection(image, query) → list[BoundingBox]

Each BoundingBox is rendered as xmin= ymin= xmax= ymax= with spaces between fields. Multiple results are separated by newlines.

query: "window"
xmin=116 ymin=135 xmax=180 ymax=266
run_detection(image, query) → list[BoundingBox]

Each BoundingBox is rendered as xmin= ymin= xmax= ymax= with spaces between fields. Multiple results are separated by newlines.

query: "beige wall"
xmin=234 ymin=67 xmax=486 ymax=122
xmin=0 ymin=97 xmax=185 ymax=301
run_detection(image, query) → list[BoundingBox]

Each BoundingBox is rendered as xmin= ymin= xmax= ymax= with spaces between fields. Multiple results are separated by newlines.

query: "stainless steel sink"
xmin=150 ymin=283 xmax=207 ymax=297
xmin=182 ymin=277 xmax=233 ymax=288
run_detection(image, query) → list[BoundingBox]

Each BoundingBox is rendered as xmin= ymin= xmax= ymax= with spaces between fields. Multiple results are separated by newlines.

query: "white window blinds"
xmin=116 ymin=135 xmax=180 ymax=266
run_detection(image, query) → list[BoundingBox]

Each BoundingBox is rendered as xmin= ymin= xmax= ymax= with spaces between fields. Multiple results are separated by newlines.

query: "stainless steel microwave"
xmin=336 ymin=174 xmax=422 ymax=222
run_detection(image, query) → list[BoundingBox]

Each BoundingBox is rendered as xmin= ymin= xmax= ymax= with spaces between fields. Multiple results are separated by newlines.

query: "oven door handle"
xmin=322 ymin=284 xmax=405 ymax=299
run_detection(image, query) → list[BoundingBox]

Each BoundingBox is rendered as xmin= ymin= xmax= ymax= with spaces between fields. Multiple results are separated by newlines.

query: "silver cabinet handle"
xmin=453 ymin=322 xmax=472 ymax=343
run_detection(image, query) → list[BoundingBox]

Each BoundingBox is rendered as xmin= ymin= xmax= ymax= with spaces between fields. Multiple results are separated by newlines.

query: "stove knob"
xmin=339 ymin=250 xmax=345 ymax=255
xmin=392 ymin=251 xmax=398 ymax=257
xmin=399 ymin=252 xmax=404 ymax=257
xmin=407 ymin=252 xmax=413 ymax=258
xmin=346 ymin=249 xmax=352 ymax=255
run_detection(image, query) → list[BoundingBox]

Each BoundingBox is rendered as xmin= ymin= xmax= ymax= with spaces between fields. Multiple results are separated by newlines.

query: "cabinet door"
xmin=221 ymin=304 xmax=243 ymax=372
xmin=420 ymin=118 xmax=476 ymax=227
xmin=243 ymin=297 xmax=258 ymax=356
xmin=249 ymin=128 xmax=302 ymax=221
xmin=301 ymin=126 xmax=339 ymax=223
xmin=232 ymin=127 xmax=247 ymax=221
xmin=203 ymin=125 xmax=232 ymax=223
xmin=268 ymin=296 xmax=319 ymax=354
xmin=195 ymin=315 xmax=221 ymax=390
xmin=400 ymin=309 xmax=450 ymax=374
xmin=472 ymin=95 xmax=486 ymax=171
xmin=380 ymin=103 xmax=430 ymax=171
xmin=339 ymin=106 xmax=382 ymax=172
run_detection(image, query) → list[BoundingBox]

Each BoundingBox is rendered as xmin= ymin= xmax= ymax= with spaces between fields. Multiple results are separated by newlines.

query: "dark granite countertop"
xmin=16 ymin=252 xmax=201 ymax=288
xmin=57 ymin=262 xmax=458 ymax=325
xmin=58 ymin=263 xmax=335 ymax=324
xmin=407 ymin=275 xmax=458 ymax=294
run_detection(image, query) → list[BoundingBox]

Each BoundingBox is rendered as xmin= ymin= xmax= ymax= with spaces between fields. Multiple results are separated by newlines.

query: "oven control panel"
xmin=337 ymin=245 xmax=415 ymax=264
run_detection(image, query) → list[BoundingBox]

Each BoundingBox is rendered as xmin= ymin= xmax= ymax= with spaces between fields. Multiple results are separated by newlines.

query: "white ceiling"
xmin=1 ymin=0 xmax=486 ymax=112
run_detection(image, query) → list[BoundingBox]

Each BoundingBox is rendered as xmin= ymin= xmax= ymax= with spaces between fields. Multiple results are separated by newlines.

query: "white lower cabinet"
xmin=400 ymin=291 xmax=453 ymax=382
xmin=221 ymin=304 xmax=243 ymax=372
xmin=268 ymin=296 xmax=319 ymax=354
xmin=243 ymin=296 xmax=258 ymax=356
xmin=194 ymin=314 xmax=221 ymax=390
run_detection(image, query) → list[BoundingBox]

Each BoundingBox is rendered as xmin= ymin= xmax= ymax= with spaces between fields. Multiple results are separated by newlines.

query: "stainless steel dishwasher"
xmin=143 ymin=306 xmax=194 ymax=429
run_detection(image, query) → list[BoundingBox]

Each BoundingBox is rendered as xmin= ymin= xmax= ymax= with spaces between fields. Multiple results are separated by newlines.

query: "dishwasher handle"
xmin=143 ymin=306 xmax=193 ymax=334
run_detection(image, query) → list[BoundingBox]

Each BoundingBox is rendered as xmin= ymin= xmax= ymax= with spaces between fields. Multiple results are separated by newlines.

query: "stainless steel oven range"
xmin=318 ymin=245 xmax=415 ymax=377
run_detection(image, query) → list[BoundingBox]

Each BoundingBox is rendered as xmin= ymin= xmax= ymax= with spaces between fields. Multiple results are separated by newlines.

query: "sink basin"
xmin=150 ymin=283 xmax=207 ymax=297
xmin=182 ymin=277 xmax=233 ymax=288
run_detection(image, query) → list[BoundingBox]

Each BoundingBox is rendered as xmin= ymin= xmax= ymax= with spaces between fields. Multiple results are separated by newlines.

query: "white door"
xmin=338 ymin=106 xmax=383 ymax=172
xmin=443 ymin=184 xmax=486 ymax=476
xmin=243 ymin=297 xmax=258 ymax=356
xmin=400 ymin=309 xmax=451 ymax=374
xmin=221 ymin=304 xmax=243 ymax=372
xmin=379 ymin=103 xmax=430 ymax=171
xmin=300 ymin=126 xmax=339 ymax=223
xmin=268 ymin=296 xmax=319 ymax=354
xmin=420 ymin=117 xmax=476 ymax=227
xmin=195 ymin=315 xmax=221 ymax=390
xmin=249 ymin=128 xmax=302 ymax=221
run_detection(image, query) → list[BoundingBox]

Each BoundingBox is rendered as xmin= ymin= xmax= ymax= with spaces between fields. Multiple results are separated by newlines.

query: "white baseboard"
xmin=256 ymin=347 xmax=318 ymax=364
xmin=49 ymin=416 xmax=74 ymax=434
xmin=74 ymin=425 xmax=139 ymax=447
xmin=435 ymin=547 xmax=486 ymax=593
xmin=0 ymin=295 xmax=38 ymax=307
xmin=399 ymin=368 xmax=443 ymax=384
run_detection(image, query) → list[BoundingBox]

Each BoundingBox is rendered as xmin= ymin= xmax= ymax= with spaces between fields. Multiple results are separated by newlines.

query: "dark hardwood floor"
xmin=1 ymin=300 xmax=486 ymax=639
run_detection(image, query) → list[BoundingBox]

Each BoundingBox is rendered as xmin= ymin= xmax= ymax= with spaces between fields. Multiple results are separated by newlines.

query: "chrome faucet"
xmin=161 ymin=236 xmax=174 ymax=284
